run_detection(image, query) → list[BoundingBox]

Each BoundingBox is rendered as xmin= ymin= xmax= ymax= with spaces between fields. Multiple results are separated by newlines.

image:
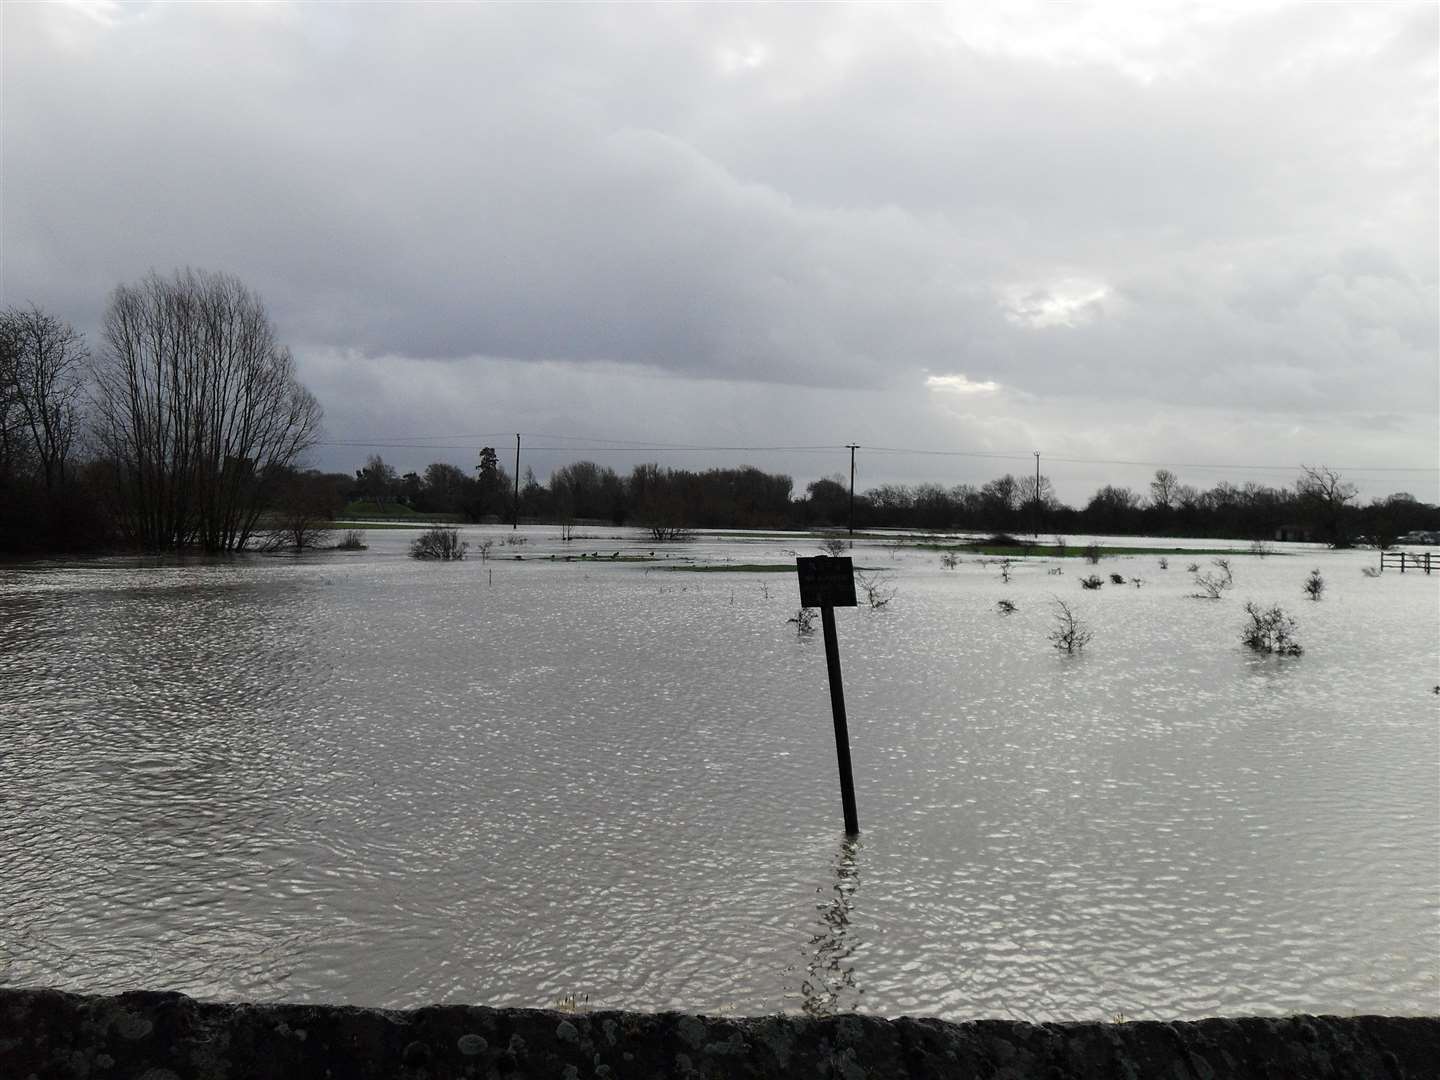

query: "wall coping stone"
xmin=2 ymin=987 xmax=1437 ymax=1079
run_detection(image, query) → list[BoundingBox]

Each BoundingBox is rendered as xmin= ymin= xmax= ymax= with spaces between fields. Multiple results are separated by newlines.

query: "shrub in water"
xmin=336 ymin=529 xmax=367 ymax=550
xmin=1304 ymin=568 xmax=1325 ymax=601
xmin=1083 ymin=543 xmax=1102 ymax=564
xmin=996 ymin=599 xmax=1017 ymax=615
xmin=1192 ymin=557 xmax=1234 ymax=600
xmin=1080 ymin=574 xmax=1104 ymax=590
xmin=787 ymin=607 xmax=817 ymax=635
xmin=1108 ymin=572 xmax=1126 ymax=585
xmin=1242 ymin=602 xmax=1302 ymax=656
xmin=410 ymin=527 xmax=467 ymax=560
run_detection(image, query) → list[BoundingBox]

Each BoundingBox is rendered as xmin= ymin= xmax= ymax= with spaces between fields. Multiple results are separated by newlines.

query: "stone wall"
xmin=2 ymin=987 xmax=1436 ymax=1079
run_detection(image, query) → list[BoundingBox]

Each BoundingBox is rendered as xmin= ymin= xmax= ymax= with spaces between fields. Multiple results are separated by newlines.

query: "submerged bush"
xmin=1080 ymin=574 xmax=1104 ymax=590
xmin=410 ymin=527 xmax=467 ymax=560
xmin=1304 ymin=568 xmax=1325 ymax=601
xmin=1242 ymin=602 xmax=1303 ymax=656
xmin=1108 ymin=572 xmax=1126 ymax=585
xmin=996 ymin=599 xmax=1017 ymax=615
xmin=336 ymin=529 xmax=367 ymax=550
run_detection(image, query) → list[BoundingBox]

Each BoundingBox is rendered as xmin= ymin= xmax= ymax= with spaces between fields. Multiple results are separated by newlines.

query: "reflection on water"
xmin=2 ymin=531 xmax=1437 ymax=1019
xmin=798 ymin=836 xmax=863 ymax=1018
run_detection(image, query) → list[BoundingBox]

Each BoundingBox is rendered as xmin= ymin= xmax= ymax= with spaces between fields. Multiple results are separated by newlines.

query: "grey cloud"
xmin=2 ymin=1 xmax=1434 ymax=485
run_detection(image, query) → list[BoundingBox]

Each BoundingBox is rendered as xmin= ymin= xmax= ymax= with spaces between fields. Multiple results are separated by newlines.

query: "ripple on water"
xmin=1 ymin=539 xmax=1436 ymax=1018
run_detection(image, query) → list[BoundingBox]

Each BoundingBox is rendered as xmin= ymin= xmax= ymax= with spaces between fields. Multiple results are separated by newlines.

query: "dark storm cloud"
xmin=2 ymin=1 xmax=1435 ymax=494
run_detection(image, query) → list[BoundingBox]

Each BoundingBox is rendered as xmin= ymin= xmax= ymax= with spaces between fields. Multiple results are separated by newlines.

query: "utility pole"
xmin=1034 ymin=451 xmax=1041 ymax=540
xmin=513 ymin=434 xmax=521 ymax=530
xmin=846 ymin=444 xmax=859 ymax=536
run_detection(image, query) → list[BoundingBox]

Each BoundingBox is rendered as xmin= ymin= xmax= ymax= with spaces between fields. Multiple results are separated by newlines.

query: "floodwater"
xmin=2 ymin=527 xmax=1437 ymax=1021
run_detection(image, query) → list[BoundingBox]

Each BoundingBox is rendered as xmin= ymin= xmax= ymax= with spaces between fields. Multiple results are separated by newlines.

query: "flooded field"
xmin=2 ymin=528 xmax=1437 ymax=1021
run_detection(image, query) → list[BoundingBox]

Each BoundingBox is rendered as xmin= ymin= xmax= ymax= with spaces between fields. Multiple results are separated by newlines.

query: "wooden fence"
xmin=1380 ymin=551 xmax=1433 ymax=574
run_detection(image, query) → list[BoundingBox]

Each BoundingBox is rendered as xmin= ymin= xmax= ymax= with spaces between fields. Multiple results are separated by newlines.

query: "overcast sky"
xmin=4 ymin=1 xmax=1436 ymax=501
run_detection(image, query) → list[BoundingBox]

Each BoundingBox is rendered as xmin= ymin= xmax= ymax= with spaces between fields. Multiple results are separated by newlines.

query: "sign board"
xmin=796 ymin=556 xmax=857 ymax=608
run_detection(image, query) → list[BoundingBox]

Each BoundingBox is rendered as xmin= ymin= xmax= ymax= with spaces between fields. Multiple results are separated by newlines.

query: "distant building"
xmin=1274 ymin=524 xmax=1315 ymax=542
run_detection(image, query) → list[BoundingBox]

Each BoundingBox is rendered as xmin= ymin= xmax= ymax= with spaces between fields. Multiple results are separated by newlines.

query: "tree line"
xmin=344 ymin=452 xmax=1438 ymax=548
xmin=1 ymin=269 xmax=321 ymax=552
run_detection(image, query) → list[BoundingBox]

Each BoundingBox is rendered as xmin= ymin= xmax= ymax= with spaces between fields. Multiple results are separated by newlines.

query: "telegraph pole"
xmin=846 ymin=444 xmax=859 ymax=536
xmin=513 ymin=434 xmax=521 ymax=530
xmin=1034 ymin=451 xmax=1041 ymax=539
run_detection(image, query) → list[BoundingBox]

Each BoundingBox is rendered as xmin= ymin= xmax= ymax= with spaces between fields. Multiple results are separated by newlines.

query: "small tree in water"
xmin=788 ymin=607 xmax=817 ymax=635
xmin=1048 ymin=597 xmax=1093 ymax=653
xmin=1303 ymin=569 xmax=1325 ymax=601
xmin=856 ymin=570 xmax=896 ymax=609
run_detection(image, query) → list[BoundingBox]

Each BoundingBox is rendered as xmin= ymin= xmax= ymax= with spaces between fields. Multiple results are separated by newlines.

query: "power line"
xmin=314 ymin=434 xmax=1437 ymax=473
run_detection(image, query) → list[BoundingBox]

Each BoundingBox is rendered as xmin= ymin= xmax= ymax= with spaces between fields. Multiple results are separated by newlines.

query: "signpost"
xmin=796 ymin=556 xmax=860 ymax=834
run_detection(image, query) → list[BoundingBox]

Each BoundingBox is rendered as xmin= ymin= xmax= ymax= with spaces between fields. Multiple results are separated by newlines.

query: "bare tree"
xmin=1192 ymin=557 xmax=1234 ymax=599
xmin=1149 ymin=468 xmax=1180 ymax=511
xmin=259 ymin=468 xmax=337 ymax=551
xmin=1298 ymin=465 xmax=1358 ymax=547
xmin=0 ymin=305 xmax=87 ymax=492
xmin=856 ymin=570 xmax=896 ymax=609
xmin=91 ymin=269 xmax=322 ymax=551
xmin=1048 ymin=597 xmax=1093 ymax=652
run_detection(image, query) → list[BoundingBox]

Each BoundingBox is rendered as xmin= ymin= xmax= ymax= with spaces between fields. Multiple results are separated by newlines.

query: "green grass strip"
xmin=666 ymin=563 xmax=798 ymax=573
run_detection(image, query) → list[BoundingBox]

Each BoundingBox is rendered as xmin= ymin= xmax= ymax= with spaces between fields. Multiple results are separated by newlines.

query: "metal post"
xmin=1034 ymin=451 xmax=1041 ymax=539
xmin=820 ymin=604 xmax=859 ymax=835
xmin=846 ymin=444 xmax=859 ymax=536
xmin=512 ymin=433 xmax=521 ymax=530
